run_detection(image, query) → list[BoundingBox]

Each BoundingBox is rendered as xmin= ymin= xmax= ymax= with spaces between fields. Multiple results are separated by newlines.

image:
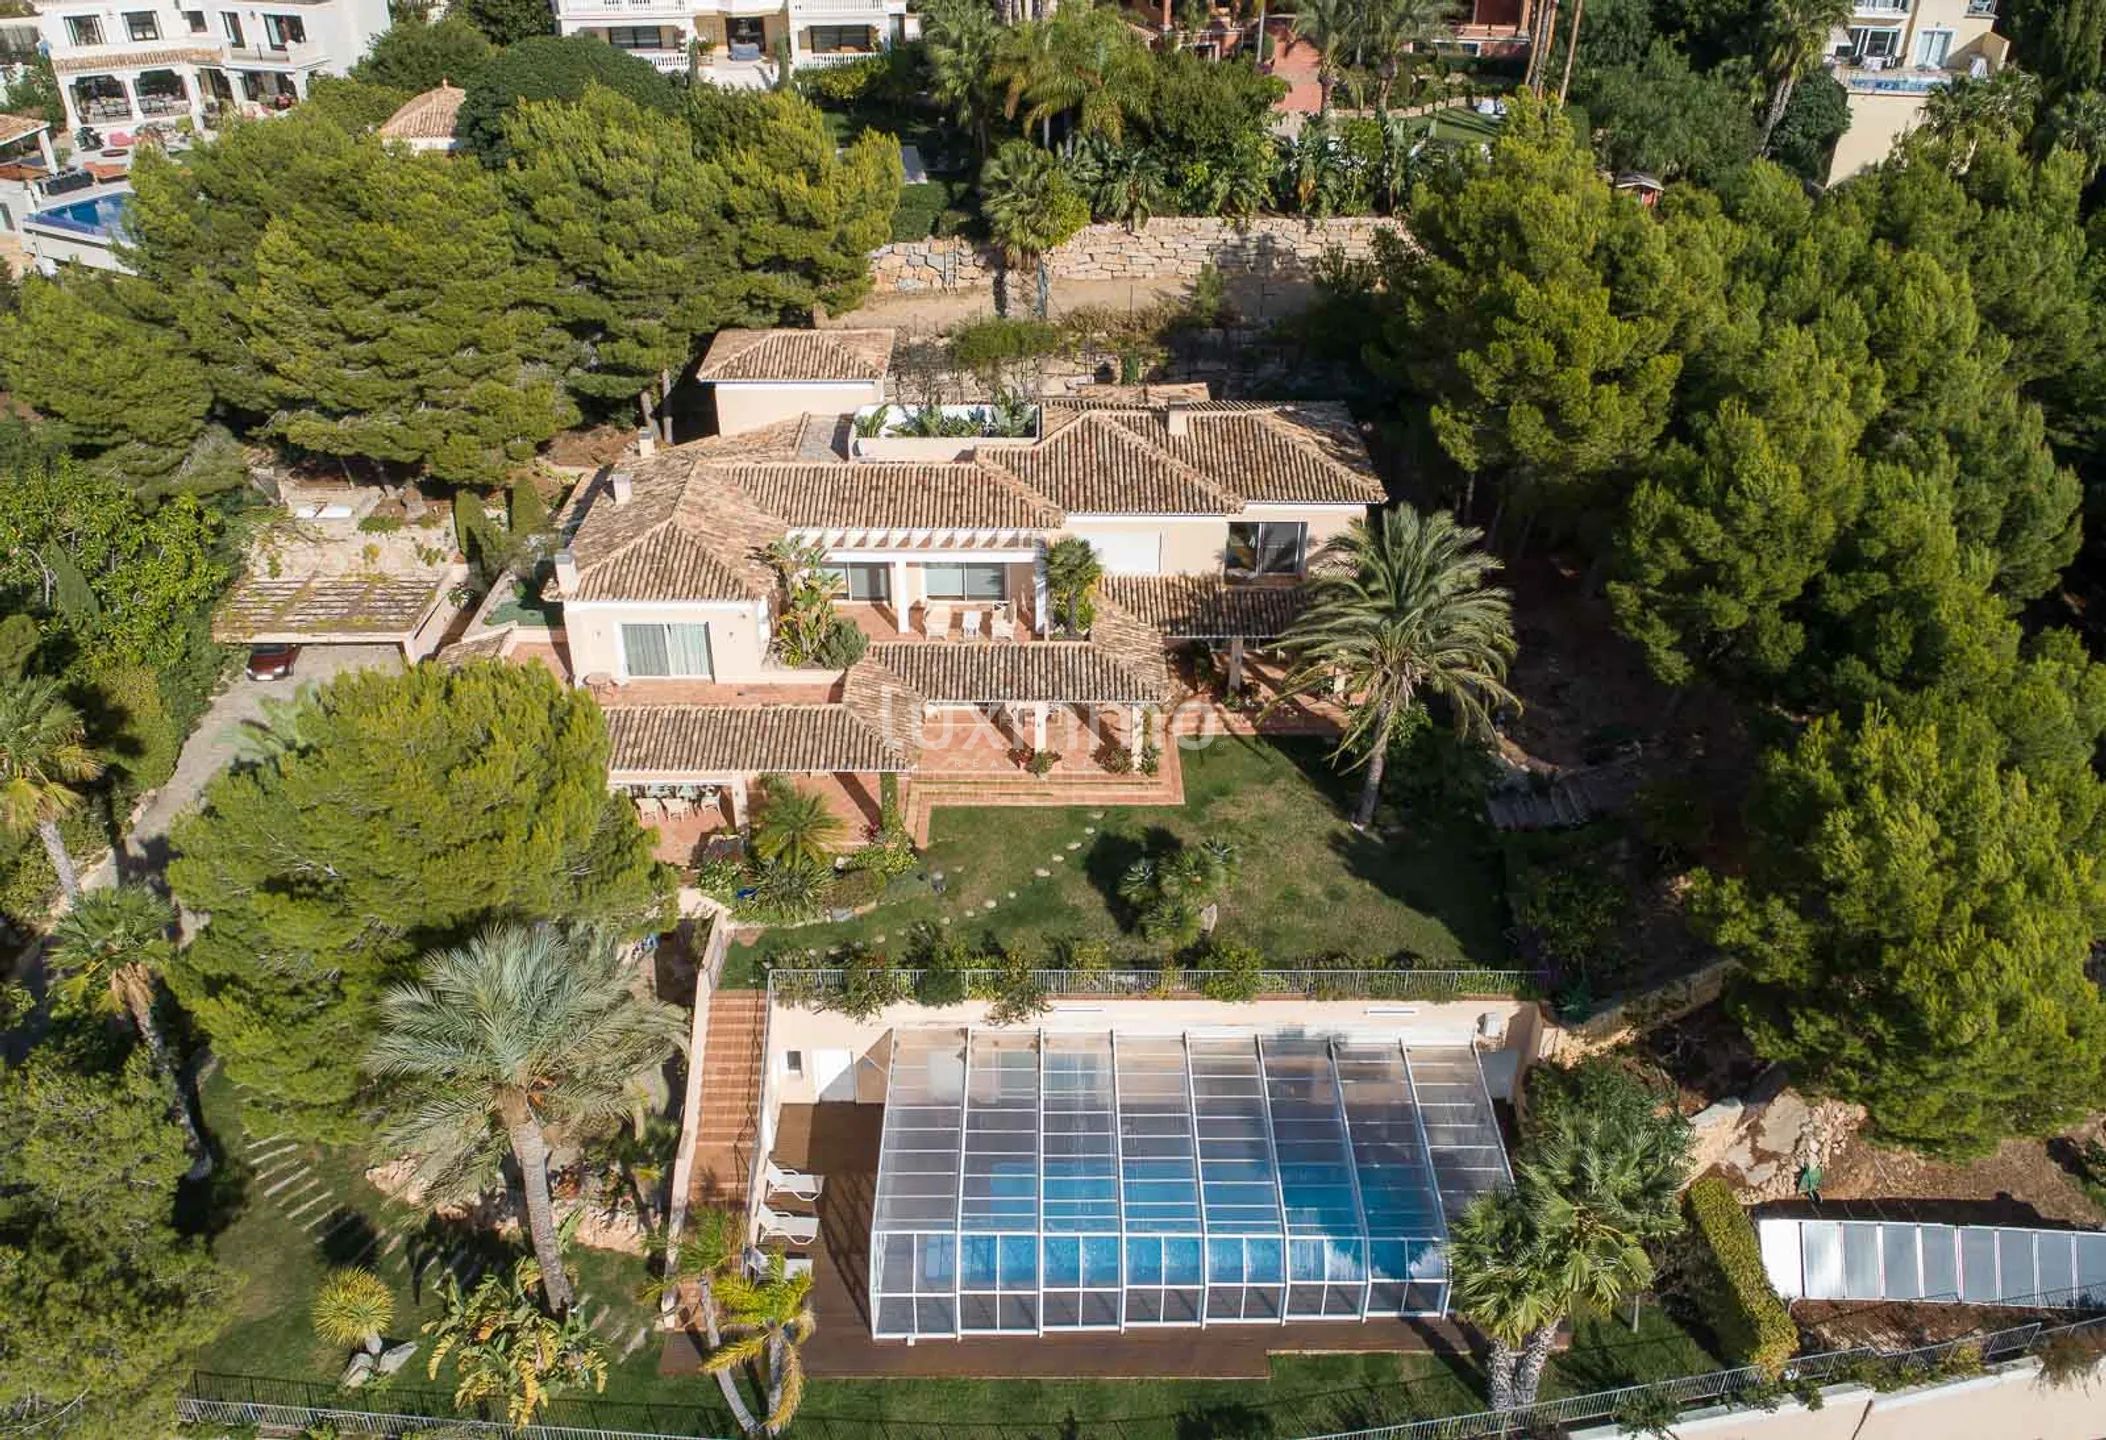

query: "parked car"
xmin=245 ymin=644 xmax=299 ymax=681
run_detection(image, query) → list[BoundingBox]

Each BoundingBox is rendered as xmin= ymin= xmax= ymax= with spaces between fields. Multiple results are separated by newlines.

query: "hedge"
xmin=1685 ymin=1175 xmax=1797 ymax=1377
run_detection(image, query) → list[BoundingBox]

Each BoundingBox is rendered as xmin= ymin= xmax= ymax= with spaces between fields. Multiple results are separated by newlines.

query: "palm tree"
xmin=1450 ymin=1062 xmax=1689 ymax=1409
xmin=1447 ymin=1188 xmax=1562 ymax=1412
xmin=922 ymin=0 xmax=1004 ymax=159
xmin=1043 ymin=536 xmax=1104 ymax=634
xmin=313 ymin=1267 xmax=396 ymax=1356
xmin=980 ymin=139 xmax=1091 ymax=317
xmin=0 ymin=676 xmax=104 ymax=901
xmin=2049 ymin=89 xmax=2106 ymax=179
xmin=1275 ymin=508 xmax=1519 ymax=830
xmin=48 ymin=883 xmax=211 ymax=1174
xmin=368 ymin=923 xmax=688 ymax=1314
xmin=1756 ymin=0 xmax=1852 ymax=153
xmin=1292 ymin=0 xmax=1358 ymax=117
xmin=1360 ymin=0 xmax=1457 ymax=111
xmin=1068 ymin=138 xmax=1170 ymax=232
xmin=704 ymin=1252 xmax=818 ymax=1436
xmin=751 ymin=779 xmax=846 ymax=872
xmin=641 ymin=1208 xmax=764 ymax=1435
xmin=993 ymin=3 xmax=1154 ymax=148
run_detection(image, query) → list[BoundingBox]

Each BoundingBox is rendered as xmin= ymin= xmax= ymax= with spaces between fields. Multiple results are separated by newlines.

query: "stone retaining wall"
xmin=870 ymin=215 xmax=1402 ymax=294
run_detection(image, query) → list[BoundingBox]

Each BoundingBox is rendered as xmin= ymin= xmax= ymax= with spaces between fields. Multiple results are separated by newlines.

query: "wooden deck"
xmin=662 ymin=1103 xmax=1476 ymax=1380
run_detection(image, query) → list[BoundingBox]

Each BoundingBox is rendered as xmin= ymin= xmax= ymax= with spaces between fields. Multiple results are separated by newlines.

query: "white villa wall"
xmin=716 ymin=379 xmax=884 ymax=436
xmin=1062 ymin=505 xmax=1367 ymax=579
xmin=563 ymin=598 xmax=772 ymax=684
xmin=763 ymin=994 xmax=1545 ymax=1109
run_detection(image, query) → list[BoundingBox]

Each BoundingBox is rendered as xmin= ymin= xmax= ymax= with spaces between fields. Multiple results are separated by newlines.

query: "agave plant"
xmin=313 ymin=1267 xmax=395 ymax=1356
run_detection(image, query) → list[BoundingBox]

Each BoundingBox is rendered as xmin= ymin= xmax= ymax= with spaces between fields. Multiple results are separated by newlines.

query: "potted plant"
xmin=695 ymin=34 xmax=716 ymax=66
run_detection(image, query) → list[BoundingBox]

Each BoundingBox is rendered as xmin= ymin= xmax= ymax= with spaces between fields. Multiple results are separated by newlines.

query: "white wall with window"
xmin=620 ymin=621 xmax=714 ymax=680
xmin=563 ymin=599 xmax=774 ymax=685
xmin=1226 ymin=521 xmax=1307 ymax=578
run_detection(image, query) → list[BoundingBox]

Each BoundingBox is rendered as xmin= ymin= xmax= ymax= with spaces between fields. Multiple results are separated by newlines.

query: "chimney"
xmin=636 ymin=426 xmax=657 ymax=459
xmin=609 ymin=469 xmax=634 ymax=507
xmin=1164 ymin=402 xmax=1189 ymax=438
xmin=552 ymin=548 xmax=579 ymax=597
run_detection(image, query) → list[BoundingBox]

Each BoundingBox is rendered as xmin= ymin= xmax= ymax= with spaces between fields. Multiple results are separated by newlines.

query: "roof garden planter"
xmin=850 ymin=402 xmax=1041 ymax=462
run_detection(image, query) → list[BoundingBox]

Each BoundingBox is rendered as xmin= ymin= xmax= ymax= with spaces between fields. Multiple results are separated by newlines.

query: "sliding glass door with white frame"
xmin=619 ymin=621 xmax=713 ymax=679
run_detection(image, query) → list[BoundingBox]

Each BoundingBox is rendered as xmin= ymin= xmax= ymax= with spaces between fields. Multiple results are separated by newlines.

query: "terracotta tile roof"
xmin=1098 ymin=576 xmax=1310 ymax=639
xmin=604 ymin=663 xmax=924 ymax=776
xmin=53 ymin=47 xmax=221 ymax=74
xmin=869 ymin=640 xmax=1170 ymax=705
xmin=726 ymin=463 xmax=1063 ymax=532
xmin=379 ymin=83 xmax=465 ymax=142
xmin=985 ymin=412 xmax=1241 ymax=515
xmin=0 ymin=113 xmax=47 ymax=146
xmin=697 ymin=329 xmax=894 ymax=383
xmin=214 ymin=574 xmax=448 ymax=641
xmin=1113 ymin=406 xmax=1387 ymax=506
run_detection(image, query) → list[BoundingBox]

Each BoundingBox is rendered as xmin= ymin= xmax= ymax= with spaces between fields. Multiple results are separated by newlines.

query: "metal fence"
xmin=178 ymin=1312 xmax=2106 ymax=1440
xmin=177 ymin=1371 xmax=735 ymax=1440
xmin=764 ymin=966 xmax=1543 ymax=1005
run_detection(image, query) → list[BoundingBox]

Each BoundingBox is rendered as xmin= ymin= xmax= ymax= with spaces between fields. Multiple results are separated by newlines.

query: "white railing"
xmin=1965 ymin=0 xmax=1996 ymax=14
xmin=630 ymin=48 xmax=689 ymax=72
xmin=766 ymin=966 xmax=1543 ymax=1007
xmin=796 ymin=49 xmax=880 ymax=67
xmin=224 ymin=39 xmax=325 ymax=66
xmin=1853 ymin=0 xmax=1908 ymax=14
xmin=1836 ymin=63 xmax=1956 ymax=93
xmin=555 ymin=0 xmax=689 ymax=13
xmin=793 ymin=0 xmax=892 ymax=16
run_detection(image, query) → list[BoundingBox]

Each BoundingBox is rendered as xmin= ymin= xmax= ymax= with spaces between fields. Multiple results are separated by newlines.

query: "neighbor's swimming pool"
xmin=25 ymin=191 xmax=131 ymax=241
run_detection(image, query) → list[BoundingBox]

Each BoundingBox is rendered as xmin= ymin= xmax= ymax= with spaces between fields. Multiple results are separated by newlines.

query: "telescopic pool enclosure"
xmin=867 ymin=1027 xmax=1511 ymax=1340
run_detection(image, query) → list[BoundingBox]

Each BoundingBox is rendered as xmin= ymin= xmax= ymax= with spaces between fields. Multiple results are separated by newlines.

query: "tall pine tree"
xmin=165 ymin=662 xmax=673 ymax=1141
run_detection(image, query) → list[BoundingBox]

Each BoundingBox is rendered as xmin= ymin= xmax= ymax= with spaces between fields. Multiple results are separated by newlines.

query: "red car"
xmin=245 ymin=644 xmax=299 ymax=681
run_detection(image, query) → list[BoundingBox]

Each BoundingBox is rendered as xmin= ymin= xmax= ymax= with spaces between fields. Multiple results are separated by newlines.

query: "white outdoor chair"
xmin=755 ymin=1205 xmax=819 ymax=1245
xmin=960 ymin=608 xmax=985 ymax=640
xmin=923 ymin=603 xmax=953 ymax=640
xmin=765 ymin=1162 xmax=825 ymax=1202
xmin=988 ymin=603 xmax=1015 ymax=642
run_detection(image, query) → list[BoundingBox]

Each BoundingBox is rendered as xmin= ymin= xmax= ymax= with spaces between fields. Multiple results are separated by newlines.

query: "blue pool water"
xmin=26 ymin=191 xmax=131 ymax=241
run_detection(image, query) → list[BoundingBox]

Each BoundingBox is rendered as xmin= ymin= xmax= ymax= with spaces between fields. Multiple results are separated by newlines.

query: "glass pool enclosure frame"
xmin=867 ymin=1027 xmax=1511 ymax=1340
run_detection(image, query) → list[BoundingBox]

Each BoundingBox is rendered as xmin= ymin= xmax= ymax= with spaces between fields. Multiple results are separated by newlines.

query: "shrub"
xmin=908 ymin=921 xmax=973 ymax=1006
xmin=739 ymin=858 xmax=827 ymax=924
xmin=878 ymin=771 xmax=903 ymax=834
xmin=1197 ymin=940 xmax=1265 ymax=1002
xmin=1095 ymin=739 xmax=1133 ymax=774
xmin=1024 ymin=748 xmax=1058 ymax=777
xmin=891 ymin=181 xmax=956 ymax=242
xmin=1685 ymin=1176 xmax=1797 ymax=1377
xmin=1058 ymin=936 xmax=1112 ymax=977
xmin=357 ymin=514 xmax=404 ymax=533
xmin=837 ymin=942 xmax=911 ymax=1019
xmin=83 ymin=661 xmax=181 ymax=801
xmin=693 ymin=855 xmax=745 ymax=901
xmin=1137 ymin=736 xmax=1161 ymax=776
xmin=813 ymin=614 xmax=870 ymax=669
xmin=985 ymin=939 xmax=1048 ymax=1026
xmin=794 ymin=53 xmax=889 ymax=103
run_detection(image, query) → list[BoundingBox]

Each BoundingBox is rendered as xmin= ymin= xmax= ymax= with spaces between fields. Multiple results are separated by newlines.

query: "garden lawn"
xmin=187 ymin=1070 xmax=719 ymax=1426
xmin=731 ymin=736 xmax=1510 ymax=981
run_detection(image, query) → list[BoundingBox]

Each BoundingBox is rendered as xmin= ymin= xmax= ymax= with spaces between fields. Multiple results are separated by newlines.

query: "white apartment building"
xmin=550 ymin=0 xmax=915 ymax=88
xmin=36 ymin=0 xmax=391 ymax=136
xmin=1823 ymin=0 xmax=2009 ymax=180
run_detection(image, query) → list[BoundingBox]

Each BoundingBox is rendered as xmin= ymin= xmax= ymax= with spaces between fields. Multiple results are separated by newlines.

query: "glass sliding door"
xmin=619 ymin=621 xmax=712 ymax=679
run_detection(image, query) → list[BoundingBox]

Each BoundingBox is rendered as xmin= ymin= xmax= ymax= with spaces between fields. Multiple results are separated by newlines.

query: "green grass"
xmin=732 ymin=736 xmax=1509 ymax=983
xmin=189 ymin=1069 xmax=696 ymax=1426
xmin=1421 ymin=105 xmax=1508 ymax=144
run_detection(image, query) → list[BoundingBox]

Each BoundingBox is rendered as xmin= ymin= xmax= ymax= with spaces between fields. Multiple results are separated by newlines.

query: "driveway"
xmin=108 ymin=644 xmax=403 ymax=885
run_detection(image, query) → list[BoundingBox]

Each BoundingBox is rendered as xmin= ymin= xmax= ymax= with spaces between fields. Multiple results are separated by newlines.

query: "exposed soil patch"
xmin=1819 ymin=1132 xmax=2106 ymax=1229
xmin=1794 ymin=1298 xmax=2059 ymax=1352
xmin=1630 ymin=1002 xmax=1769 ymax=1115
xmin=545 ymin=423 xmax=634 ymax=469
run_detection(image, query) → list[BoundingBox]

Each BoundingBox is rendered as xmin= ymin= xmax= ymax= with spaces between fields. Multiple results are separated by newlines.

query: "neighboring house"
xmin=378 ymin=82 xmax=465 ymax=153
xmin=531 ymin=327 xmax=1386 ymax=844
xmin=37 ymin=0 xmax=391 ymax=136
xmin=549 ymin=0 xmax=917 ymax=89
xmin=1824 ymin=0 xmax=2008 ymax=181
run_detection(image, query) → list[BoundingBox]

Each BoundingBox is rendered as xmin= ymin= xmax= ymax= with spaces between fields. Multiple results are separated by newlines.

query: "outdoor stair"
xmin=1485 ymin=754 xmax=1646 ymax=831
xmin=901 ymin=745 xmax=1184 ymax=844
xmin=687 ymin=989 xmax=766 ymax=1210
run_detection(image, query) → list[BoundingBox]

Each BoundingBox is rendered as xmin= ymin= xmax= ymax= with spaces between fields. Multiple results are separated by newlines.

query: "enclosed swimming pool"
xmin=25 ymin=190 xmax=130 ymax=241
xmin=867 ymin=1026 xmax=1512 ymax=1339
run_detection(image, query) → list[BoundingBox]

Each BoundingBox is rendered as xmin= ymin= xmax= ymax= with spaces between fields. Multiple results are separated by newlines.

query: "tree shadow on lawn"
xmin=404 ymin=1213 xmax=520 ymax=1304
xmin=1081 ymin=826 xmax=1174 ymax=934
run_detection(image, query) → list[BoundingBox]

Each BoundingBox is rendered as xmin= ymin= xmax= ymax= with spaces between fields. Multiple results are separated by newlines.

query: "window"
xmin=785 ymin=1051 xmax=804 ymax=1077
xmin=125 ymin=12 xmax=160 ymax=42
xmin=184 ymin=9 xmax=206 ymax=33
xmin=808 ymin=24 xmax=875 ymax=54
xmin=65 ymin=16 xmax=105 ymax=46
xmin=1225 ymin=522 xmax=1306 ymax=577
xmin=604 ymin=25 xmax=664 ymax=49
xmin=221 ymin=12 xmax=243 ymax=46
xmin=822 ymin=562 xmax=891 ymax=602
xmin=1915 ymin=28 xmax=1951 ymax=67
xmin=263 ymin=13 xmax=306 ymax=47
xmin=620 ymin=622 xmax=713 ymax=679
xmin=1847 ymin=25 xmax=1899 ymax=59
xmin=922 ymin=562 xmax=1006 ymax=601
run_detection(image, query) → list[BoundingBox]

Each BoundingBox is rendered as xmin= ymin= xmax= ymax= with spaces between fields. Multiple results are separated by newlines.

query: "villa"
xmin=1823 ymin=0 xmax=2008 ymax=181
xmin=550 ymin=0 xmax=918 ymax=87
xmin=512 ymin=327 xmax=1388 ymax=850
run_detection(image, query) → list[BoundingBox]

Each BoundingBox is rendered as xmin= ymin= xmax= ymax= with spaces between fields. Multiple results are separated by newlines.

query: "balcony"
xmin=1966 ymin=0 xmax=1996 ymax=15
xmin=224 ymin=39 xmax=325 ymax=67
xmin=553 ymin=0 xmax=691 ymax=15
xmin=1852 ymin=0 xmax=1907 ymax=14
xmin=793 ymin=0 xmax=895 ymax=14
xmin=627 ymin=48 xmax=689 ymax=72
xmin=1834 ymin=62 xmax=1955 ymax=94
